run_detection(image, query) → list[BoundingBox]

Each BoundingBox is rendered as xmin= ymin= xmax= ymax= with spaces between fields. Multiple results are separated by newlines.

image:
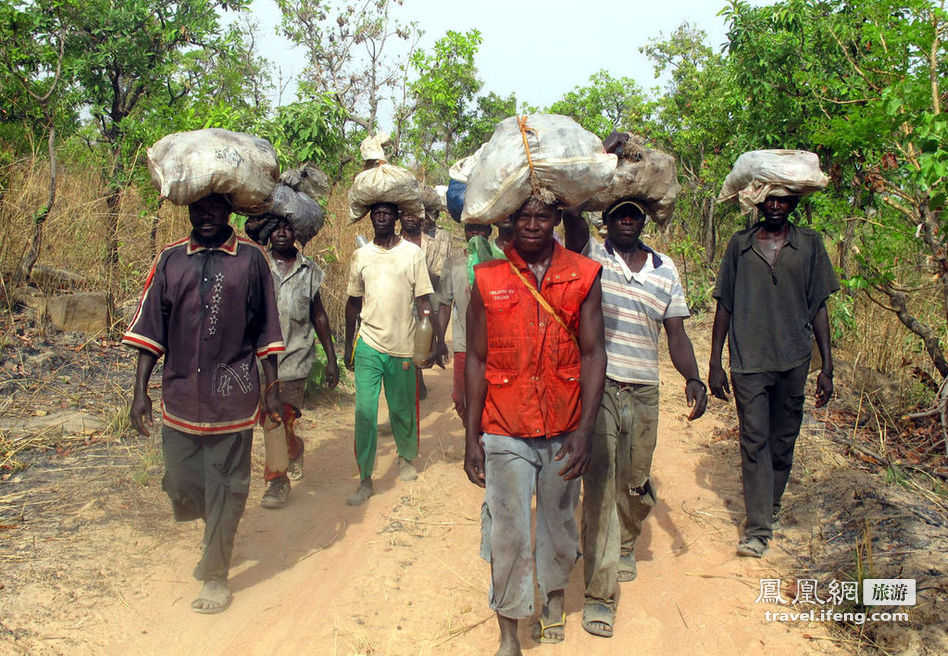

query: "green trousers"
xmin=353 ymin=339 xmax=419 ymax=480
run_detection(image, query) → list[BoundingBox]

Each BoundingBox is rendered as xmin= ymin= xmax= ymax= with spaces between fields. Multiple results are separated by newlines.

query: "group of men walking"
xmin=122 ymin=139 xmax=838 ymax=654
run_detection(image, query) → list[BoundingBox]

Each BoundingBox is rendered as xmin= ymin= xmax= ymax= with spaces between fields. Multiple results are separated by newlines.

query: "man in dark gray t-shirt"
xmin=708 ymin=193 xmax=839 ymax=559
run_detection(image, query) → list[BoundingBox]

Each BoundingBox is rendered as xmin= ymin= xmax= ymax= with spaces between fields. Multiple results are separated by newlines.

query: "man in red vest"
xmin=465 ymin=196 xmax=606 ymax=654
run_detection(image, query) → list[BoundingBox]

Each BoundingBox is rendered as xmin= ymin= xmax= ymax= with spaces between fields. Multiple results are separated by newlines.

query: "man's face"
xmin=606 ymin=206 xmax=647 ymax=248
xmin=189 ymin=195 xmax=231 ymax=242
xmin=464 ymin=223 xmax=492 ymax=242
xmin=511 ymin=198 xmax=560 ymax=255
xmin=757 ymin=195 xmax=799 ymax=228
xmin=400 ymin=213 xmax=422 ymax=234
xmin=269 ymin=219 xmax=296 ymax=252
xmin=369 ymin=203 xmax=398 ymax=236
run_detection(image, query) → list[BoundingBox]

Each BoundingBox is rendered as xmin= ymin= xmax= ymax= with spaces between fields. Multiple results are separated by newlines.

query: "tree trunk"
xmin=881 ymin=286 xmax=948 ymax=379
xmin=703 ymin=195 xmax=716 ymax=265
xmin=15 ymin=124 xmax=57 ymax=285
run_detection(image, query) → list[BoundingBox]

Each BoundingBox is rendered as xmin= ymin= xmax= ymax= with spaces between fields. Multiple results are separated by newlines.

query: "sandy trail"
xmin=93 ymin=355 xmax=842 ymax=656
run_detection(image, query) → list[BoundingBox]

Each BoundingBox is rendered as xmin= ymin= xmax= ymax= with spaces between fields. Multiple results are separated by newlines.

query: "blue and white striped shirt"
xmin=584 ymin=238 xmax=690 ymax=385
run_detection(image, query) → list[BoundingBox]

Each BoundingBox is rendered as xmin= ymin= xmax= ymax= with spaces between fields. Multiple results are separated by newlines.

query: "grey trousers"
xmin=731 ymin=361 xmax=809 ymax=541
xmin=161 ymin=426 xmax=253 ymax=582
xmin=480 ymin=433 xmax=581 ymax=620
xmin=582 ymin=381 xmax=659 ymax=605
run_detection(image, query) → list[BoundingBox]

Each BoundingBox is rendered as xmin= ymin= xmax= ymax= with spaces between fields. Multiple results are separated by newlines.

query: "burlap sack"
xmin=147 ymin=128 xmax=279 ymax=215
xmin=582 ymin=135 xmax=681 ymax=226
xmin=718 ymin=149 xmax=829 ymax=213
xmin=348 ymin=163 xmax=424 ymax=222
xmin=461 ymin=114 xmax=617 ymax=224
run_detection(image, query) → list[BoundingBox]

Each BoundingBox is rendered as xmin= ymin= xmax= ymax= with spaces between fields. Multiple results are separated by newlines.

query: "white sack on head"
xmin=281 ymin=162 xmax=330 ymax=199
xmin=348 ymin=163 xmax=424 ymax=222
xmin=434 ymin=184 xmax=448 ymax=210
xmin=461 ymin=114 xmax=617 ymax=224
xmin=147 ymin=128 xmax=280 ymax=215
xmin=718 ymin=149 xmax=829 ymax=214
xmin=582 ymin=135 xmax=681 ymax=226
xmin=267 ymin=184 xmax=325 ymax=247
xmin=448 ymin=144 xmax=485 ymax=184
xmin=360 ymin=132 xmax=391 ymax=162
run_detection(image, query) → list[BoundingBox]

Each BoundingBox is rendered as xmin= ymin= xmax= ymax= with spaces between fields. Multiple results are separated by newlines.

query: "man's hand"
xmin=708 ymin=362 xmax=731 ymax=401
xmin=815 ymin=371 xmax=833 ymax=408
xmin=686 ymin=380 xmax=708 ymax=420
xmin=426 ymin=337 xmax=446 ymax=369
xmin=130 ymin=392 xmax=153 ymax=436
xmin=554 ymin=430 xmax=591 ymax=480
xmin=344 ymin=343 xmax=355 ymax=372
xmin=263 ymin=384 xmax=284 ymax=423
xmin=325 ymin=358 xmax=340 ymax=389
xmin=463 ymin=437 xmax=486 ymax=487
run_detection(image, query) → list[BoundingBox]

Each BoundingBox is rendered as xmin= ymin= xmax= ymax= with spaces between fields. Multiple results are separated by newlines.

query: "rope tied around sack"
xmin=517 ymin=116 xmax=556 ymax=205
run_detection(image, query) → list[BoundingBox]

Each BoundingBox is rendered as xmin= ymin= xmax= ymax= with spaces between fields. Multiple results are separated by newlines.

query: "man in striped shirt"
xmin=564 ymin=198 xmax=707 ymax=638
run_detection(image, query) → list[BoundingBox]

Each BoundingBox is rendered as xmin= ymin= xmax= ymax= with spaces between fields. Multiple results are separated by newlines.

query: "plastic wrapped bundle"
xmin=582 ymin=135 xmax=681 ymax=226
xmin=348 ymin=163 xmax=424 ymax=222
xmin=422 ymin=185 xmax=444 ymax=222
xmin=461 ymin=114 xmax=617 ymax=224
xmin=267 ymin=184 xmax=325 ymax=247
xmin=718 ymin=149 xmax=829 ymax=213
xmin=147 ymin=128 xmax=279 ymax=215
xmin=280 ymin=163 xmax=330 ymax=199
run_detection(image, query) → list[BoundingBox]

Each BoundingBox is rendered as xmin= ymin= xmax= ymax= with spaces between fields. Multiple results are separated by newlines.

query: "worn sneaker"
xmin=736 ymin=536 xmax=769 ymax=558
xmin=617 ymin=552 xmax=637 ymax=582
xmin=398 ymin=456 xmax=418 ymax=481
xmin=261 ymin=476 xmax=291 ymax=509
xmin=346 ymin=479 xmax=373 ymax=506
xmin=287 ymin=454 xmax=303 ymax=481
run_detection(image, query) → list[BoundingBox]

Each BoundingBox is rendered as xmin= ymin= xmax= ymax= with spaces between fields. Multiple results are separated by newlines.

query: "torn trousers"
xmin=161 ymin=426 xmax=252 ymax=582
xmin=480 ymin=433 xmax=580 ymax=620
xmin=582 ymin=380 xmax=659 ymax=605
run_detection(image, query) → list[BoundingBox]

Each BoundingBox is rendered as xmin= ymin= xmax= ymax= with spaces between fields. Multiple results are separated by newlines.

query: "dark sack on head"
xmin=267 ymin=184 xmax=325 ymax=247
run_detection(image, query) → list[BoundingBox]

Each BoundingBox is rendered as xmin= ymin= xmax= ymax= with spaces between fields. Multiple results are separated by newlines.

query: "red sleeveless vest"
xmin=474 ymin=242 xmax=601 ymax=438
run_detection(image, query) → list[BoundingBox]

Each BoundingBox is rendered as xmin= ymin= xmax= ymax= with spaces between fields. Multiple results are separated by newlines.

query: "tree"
xmin=548 ymin=70 xmax=652 ymax=139
xmin=404 ymin=29 xmax=483 ymax=176
xmin=455 ymin=91 xmax=519 ymax=159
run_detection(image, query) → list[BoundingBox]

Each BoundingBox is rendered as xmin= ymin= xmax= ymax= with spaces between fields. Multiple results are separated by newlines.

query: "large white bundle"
xmin=268 ymin=184 xmax=325 ymax=247
xmin=718 ymin=149 xmax=829 ymax=213
xmin=348 ymin=163 xmax=424 ymax=222
xmin=461 ymin=114 xmax=617 ymax=224
xmin=582 ymin=136 xmax=681 ymax=226
xmin=147 ymin=128 xmax=279 ymax=215
xmin=448 ymin=145 xmax=484 ymax=183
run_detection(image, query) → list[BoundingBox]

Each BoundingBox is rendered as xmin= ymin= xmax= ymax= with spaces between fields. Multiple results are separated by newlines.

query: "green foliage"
xmin=256 ymin=95 xmax=348 ymax=176
xmin=548 ymin=70 xmax=652 ymax=139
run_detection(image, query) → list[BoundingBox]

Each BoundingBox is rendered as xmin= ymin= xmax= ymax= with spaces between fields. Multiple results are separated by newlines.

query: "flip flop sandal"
xmin=531 ymin=610 xmax=566 ymax=644
xmin=617 ymin=552 xmax=637 ymax=582
xmin=582 ymin=601 xmax=615 ymax=638
xmin=190 ymin=591 xmax=232 ymax=615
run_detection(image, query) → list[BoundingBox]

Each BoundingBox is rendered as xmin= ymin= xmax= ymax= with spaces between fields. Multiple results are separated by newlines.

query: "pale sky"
xmin=244 ymin=0 xmax=752 ymax=127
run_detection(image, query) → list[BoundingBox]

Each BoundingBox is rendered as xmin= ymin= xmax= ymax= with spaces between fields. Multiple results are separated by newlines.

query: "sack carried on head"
xmin=718 ymin=149 xmax=829 ymax=214
xmin=265 ymin=183 xmax=325 ymax=247
xmin=280 ymin=163 xmax=330 ymax=199
xmin=147 ymin=128 xmax=280 ymax=215
xmin=348 ymin=163 xmax=424 ymax=222
xmin=581 ymin=134 xmax=681 ymax=227
xmin=461 ymin=114 xmax=617 ymax=224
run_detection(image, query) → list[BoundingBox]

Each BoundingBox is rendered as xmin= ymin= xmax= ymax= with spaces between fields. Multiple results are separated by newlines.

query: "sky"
xmin=243 ymin=0 xmax=754 ymax=127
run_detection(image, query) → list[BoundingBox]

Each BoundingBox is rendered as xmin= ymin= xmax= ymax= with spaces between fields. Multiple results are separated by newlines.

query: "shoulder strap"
xmin=507 ymin=261 xmax=578 ymax=346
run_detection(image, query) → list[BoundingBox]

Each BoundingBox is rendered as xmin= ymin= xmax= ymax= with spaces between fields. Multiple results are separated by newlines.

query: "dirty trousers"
xmin=161 ymin=426 xmax=252 ymax=582
xmin=353 ymin=339 xmax=418 ymax=480
xmin=262 ymin=379 xmax=305 ymax=481
xmin=582 ymin=381 xmax=659 ymax=605
xmin=480 ymin=433 xmax=581 ymax=620
xmin=731 ymin=361 xmax=809 ymax=541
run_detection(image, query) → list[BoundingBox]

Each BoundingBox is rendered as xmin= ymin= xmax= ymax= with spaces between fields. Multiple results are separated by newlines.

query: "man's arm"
xmin=130 ymin=350 xmax=158 ymax=436
xmin=344 ymin=296 xmax=362 ymax=372
xmin=415 ymin=294 xmax=445 ymax=368
xmin=463 ymin=284 xmax=488 ymax=487
xmin=708 ymin=301 xmax=732 ymax=401
xmin=812 ymin=303 xmax=833 ymax=407
xmin=562 ymin=208 xmax=590 ymax=253
xmin=311 ymin=291 xmax=339 ymax=389
xmin=437 ymin=302 xmax=452 ymax=362
xmin=664 ymin=316 xmax=707 ymax=420
xmin=555 ymin=274 xmax=606 ymax=480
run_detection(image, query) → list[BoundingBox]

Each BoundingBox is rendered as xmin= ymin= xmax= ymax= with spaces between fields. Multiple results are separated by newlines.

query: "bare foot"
xmin=190 ymin=579 xmax=232 ymax=614
xmin=531 ymin=589 xmax=566 ymax=643
xmin=495 ymin=614 xmax=521 ymax=656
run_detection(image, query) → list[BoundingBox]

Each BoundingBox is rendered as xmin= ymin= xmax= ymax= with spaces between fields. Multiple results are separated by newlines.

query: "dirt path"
xmin=48 ymin=352 xmax=835 ymax=656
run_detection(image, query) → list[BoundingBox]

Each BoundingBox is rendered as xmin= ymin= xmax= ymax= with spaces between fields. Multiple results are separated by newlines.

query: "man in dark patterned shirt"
xmin=124 ymin=194 xmax=285 ymax=613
